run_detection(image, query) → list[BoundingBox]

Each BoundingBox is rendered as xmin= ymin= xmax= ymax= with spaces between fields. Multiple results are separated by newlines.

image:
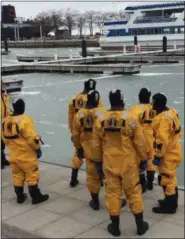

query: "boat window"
xmin=158 ymin=28 xmax=163 ymax=34
xmin=154 ymin=29 xmax=158 ymax=34
xmin=116 ymin=30 xmax=120 ymax=36
xmin=129 ymin=26 xmax=183 ymax=36
xmin=163 ymin=28 xmax=170 ymax=34
xmin=146 ymin=29 xmax=153 ymax=35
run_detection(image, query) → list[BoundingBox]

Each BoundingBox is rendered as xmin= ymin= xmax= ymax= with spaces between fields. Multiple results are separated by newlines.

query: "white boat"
xmin=3 ymin=79 xmax=23 ymax=93
xmin=99 ymin=2 xmax=185 ymax=51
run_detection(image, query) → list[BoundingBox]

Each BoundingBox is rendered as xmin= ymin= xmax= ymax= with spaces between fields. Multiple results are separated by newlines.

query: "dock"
xmin=16 ymin=55 xmax=81 ymax=62
xmin=1 ymin=39 xmax=99 ymax=48
xmin=16 ymin=54 xmax=182 ymax=64
xmin=1 ymin=63 xmax=141 ymax=75
xmin=2 ymin=161 xmax=184 ymax=238
xmin=16 ymin=48 xmax=184 ymax=64
xmin=83 ymin=49 xmax=185 ymax=57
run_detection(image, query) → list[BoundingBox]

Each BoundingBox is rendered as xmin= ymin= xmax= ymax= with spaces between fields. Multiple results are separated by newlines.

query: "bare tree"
xmin=117 ymin=10 xmax=126 ymax=19
xmin=95 ymin=11 xmax=112 ymax=34
xmin=34 ymin=11 xmax=50 ymax=38
xmin=84 ymin=10 xmax=97 ymax=36
xmin=63 ymin=8 xmax=79 ymax=37
xmin=76 ymin=13 xmax=86 ymax=38
xmin=106 ymin=11 xmax=117 ymax=20
xmin=47 ymin=10 xmax=65 ymax=39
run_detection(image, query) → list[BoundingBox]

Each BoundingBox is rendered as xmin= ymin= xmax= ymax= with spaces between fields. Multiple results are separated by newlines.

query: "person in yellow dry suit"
xmin=151 ymin=93 xmax=182 ymax=214
xmin=130 ymin=88 xmax=156 ymax=192
xmin=92 ymin=89 xmax=149 ymax=237
xmin=1 ymin=80 xmax=11 ymax=169
xmin=68 ymin=79 xmax=103 ymax=187
xmin=72 ymin=90 xmax=106 ymax=210
xmin=2 ymin=99 xmax=49 ymax=204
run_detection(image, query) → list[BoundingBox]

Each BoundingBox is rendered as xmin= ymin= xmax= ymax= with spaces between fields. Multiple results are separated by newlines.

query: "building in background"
xmin=1 ymin=4 xmax=52 ymax=40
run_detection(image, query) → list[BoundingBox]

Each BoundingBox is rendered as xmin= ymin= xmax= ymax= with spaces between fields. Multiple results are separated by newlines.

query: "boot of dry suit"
xmin=70 ymin=169 xmax=79 ymax=187
xmin=154 ymin=194 xmax=177 ymax=214
xmin=134 ymin=212 xmax=149 ymax=235
xmin=107 ymin=215 xmax=121 ymax=237
xmin=146 ymin=170 xmax=155 ymax=190
xmin=14 ymin=186 xmax=27 ymax=204
xmin=28 ymin=185 xmax=49 ymax=204
xmin=158 ymin=187 xmax=178 ymax=208
xmin=89 ymin=193 xmax=100 ymax=210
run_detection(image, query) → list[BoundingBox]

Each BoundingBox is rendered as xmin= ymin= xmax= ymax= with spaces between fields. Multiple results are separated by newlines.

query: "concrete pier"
xmin=1 ymin=63 xmax=141 ymax=75
xmin=2 ymin=162 xmax=184 ymax=238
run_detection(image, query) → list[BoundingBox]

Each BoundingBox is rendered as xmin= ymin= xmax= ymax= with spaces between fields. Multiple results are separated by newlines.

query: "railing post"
xmin=163 ymin=35 xmax=167 ymax=52
xmin=123 ymin=45 xmax=126 ymax=55
xmin=174 ymin=41 xmax=177 ymax=50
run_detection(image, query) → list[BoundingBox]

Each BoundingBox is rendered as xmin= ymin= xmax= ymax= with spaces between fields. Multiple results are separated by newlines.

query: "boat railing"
xmin=134 ymin=16 xmax=177 ymax=24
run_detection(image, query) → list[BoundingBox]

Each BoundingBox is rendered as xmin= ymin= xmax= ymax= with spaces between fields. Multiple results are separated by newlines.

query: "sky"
xmin=2 ymin=0 xmax=164 ymax=19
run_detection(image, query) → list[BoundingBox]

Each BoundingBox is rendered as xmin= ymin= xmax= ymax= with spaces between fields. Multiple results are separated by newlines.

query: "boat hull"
xmin=99 ymin=34 xmax=184 ymax=51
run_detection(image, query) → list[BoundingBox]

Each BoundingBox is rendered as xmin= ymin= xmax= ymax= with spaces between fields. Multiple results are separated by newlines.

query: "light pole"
xmin=14 ymin=26 xmax=17 ymax=41
xmin=14 ymin=17 xmax=23 ymax=41
xmin=40 ymin=24 xmax=43 ymax=40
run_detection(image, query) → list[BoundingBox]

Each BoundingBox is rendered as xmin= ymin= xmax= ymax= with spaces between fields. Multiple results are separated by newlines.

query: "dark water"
xmin=2 ymin=49 xmax=184 ymax=187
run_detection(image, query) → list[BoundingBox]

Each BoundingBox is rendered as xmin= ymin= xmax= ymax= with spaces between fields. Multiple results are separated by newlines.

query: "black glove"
xmin=153 ymin=156 xmax=162 ymax=166
xmin=95 ymin=162 xmax=104 ymax=179
xmin=77 ymin=147 xmax=84 ymax=159
xmin=36 ymin=149 xmax=42 ymax=159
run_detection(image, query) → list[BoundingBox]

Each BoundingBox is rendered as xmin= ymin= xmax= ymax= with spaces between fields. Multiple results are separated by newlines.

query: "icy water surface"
xmin=2 ymin=49 xmax=184 ymax=187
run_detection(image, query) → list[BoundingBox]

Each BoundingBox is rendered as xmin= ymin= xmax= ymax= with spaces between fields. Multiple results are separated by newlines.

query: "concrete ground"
xmin=2 ymin=162 xmax=184 ymax=238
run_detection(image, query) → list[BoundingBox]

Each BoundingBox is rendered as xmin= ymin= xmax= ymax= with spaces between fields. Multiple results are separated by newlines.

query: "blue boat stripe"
xmin=125 ymin=2 xmax=185 ymax=11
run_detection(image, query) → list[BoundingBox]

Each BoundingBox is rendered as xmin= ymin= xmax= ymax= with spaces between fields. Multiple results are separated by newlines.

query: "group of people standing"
xmin=1 ymin=78 xmax=182 ymax=237
xmin=68 ymin=79 xmax=182 ymax=236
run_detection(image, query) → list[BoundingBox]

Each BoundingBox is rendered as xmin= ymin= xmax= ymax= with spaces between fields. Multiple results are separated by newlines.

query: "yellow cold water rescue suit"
xmin=73 ymin=107 xmax=106 ymax=192
xmin=2 ymin=99 xmax=49 ymax=205
xmin=130 ymin=103 xmax=155 ymax=168
xmin=69 ymin=93 xmax=103 ymax=169
xmin=2 ymin=114 xmax=41 ymax=186
xmin=68 ymin=79 xmax=103 ymax=187
xmin=1 ymin=89 xmax=10 ymax=120
xmin=130 ymin=88 xmax=156 ymax=192
xmin=72 ymin=90 xmax=106 ymax=210
xmin=151 ymin=93 xmax=182 ymax=214
xmin=68 ymin=92 xmax=88 ymax=170
xmin=1 ymin=83 xmax=11 ymax=168
xmin=93 ymin=110 xmax=147 ymax=215
xmin=91 ymin=89 xmax=149 ymax=237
